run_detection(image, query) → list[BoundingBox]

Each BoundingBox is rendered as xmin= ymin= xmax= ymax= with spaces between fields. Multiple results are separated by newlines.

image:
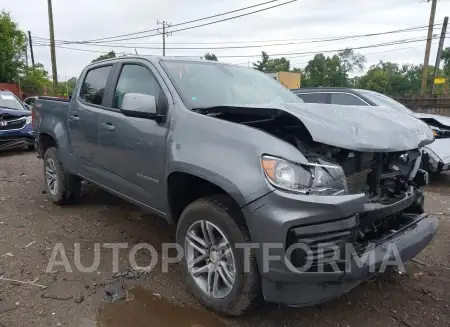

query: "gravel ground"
xmin=0 ymin=151 xmax=449 ymax=327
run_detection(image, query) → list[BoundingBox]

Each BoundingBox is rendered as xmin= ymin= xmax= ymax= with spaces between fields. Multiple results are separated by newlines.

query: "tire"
xmin=43 ymin=147 xmax=81 ymax=204
xmin=176 ymin=194 xmax=261 ymax=316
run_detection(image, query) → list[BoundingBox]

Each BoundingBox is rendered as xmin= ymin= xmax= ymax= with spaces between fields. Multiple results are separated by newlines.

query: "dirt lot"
xmin=0 ymin=151 xmax=449 ymax=327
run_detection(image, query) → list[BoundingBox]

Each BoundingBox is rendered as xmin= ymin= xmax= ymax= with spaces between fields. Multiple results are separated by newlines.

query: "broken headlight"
xmin=261 ymin=155 xmax=348 ymax=195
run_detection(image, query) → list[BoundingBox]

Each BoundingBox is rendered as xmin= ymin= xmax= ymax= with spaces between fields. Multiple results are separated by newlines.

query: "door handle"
xmin=70 ymin=114 xmax=80 ymax=122
xmin=101 ymin=123 xmax=115 ymax=131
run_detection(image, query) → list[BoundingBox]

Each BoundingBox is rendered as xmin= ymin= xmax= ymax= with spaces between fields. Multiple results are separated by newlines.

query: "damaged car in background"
xmin=33 ymin=57 xmax=438 ymax=315
xmin=0 ymin=90 xmax=35 ymax=151
xmin=292 ymin=87 xmax=450 ymax=175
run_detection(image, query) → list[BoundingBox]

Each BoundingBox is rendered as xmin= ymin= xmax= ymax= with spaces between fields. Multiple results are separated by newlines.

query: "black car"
xmin=291 ymin=87 xmax=450 ymax=174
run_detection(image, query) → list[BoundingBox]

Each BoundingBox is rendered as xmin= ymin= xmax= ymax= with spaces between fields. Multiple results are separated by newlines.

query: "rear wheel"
xmin=176 ymin=195 xmax=261 ymax=316
xmin=43 ymin=147 xmax=81 ymax=204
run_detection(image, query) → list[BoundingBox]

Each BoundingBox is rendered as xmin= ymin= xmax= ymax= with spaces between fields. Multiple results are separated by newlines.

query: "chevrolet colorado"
xmin=33 ymin=56 xmax=438 ymax=316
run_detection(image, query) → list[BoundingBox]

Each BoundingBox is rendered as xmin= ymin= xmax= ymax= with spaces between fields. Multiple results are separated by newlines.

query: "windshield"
xmin=161 ymin=60 xmax=302 ymax=109
xmin=358 ymin=89 xmax=413 ymax=115
xmin=0 ymin=92 xmax=25 ymax=110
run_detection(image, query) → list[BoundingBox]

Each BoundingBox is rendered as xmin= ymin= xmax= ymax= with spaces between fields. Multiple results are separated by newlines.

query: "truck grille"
xmin=0 ymin=117 xmax=26 ymax=131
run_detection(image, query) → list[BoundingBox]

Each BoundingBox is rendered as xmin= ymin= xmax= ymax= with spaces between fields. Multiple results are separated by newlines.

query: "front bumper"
xmin=242 ymin=188 xmax=438 ymax=306
xmin=0 ymin=124 xmax=35 ymax=151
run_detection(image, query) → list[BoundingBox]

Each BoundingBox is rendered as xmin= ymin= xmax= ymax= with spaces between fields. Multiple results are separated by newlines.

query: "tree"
xmin=66 ymin=77 xmax=77 ymax=95
xmin=253 ymin=51 xmax=270 ymax=71
xmin=0 ymin=11 xmax=27 ymax=83
xmin=301 ymin=53 xmax=347 ymax=87
xmin=338 ymin=48 xmax=366 ymax=76
xmin=441 ymin=47 xmax=450 ymax=78
xmin=357 ymin=61 xmax=435 ymax=96
xmin=91 ymin=51 xmax=116 ymax=63
xmin=20 ymin=63 xmax=49 ymax=95
xmin=202 ymin=53 xmax=218 ymax=61
xmin=265 ymin=57 xmax=291 ymax=72
xmin=252 ymin=51 xmax=291 ymax=72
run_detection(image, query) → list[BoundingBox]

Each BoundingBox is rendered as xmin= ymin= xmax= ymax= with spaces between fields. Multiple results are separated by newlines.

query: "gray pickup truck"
xmin=33 ymin=56 xmax=438 ymax=316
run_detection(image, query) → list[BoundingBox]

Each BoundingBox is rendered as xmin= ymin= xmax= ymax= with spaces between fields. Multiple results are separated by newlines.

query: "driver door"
xmin=95 ymin=60 xmax=168 ymax=212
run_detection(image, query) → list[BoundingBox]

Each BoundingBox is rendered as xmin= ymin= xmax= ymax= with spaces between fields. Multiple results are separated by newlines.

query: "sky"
xmin=2 ymin=0 xmax=450 ymax=80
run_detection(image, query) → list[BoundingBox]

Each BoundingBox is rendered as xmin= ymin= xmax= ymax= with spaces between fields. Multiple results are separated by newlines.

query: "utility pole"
xmin=157 ymin=20 xmax=172 ymax=56
xmin=420 ymin=0 xmax=438 ymax=95
xmin=24 ymin=43 xmax=28 ymax=68
xmin=28 ymin=31 xmax=35 ymax=67
xmin=432 ymin=16 xmax=448 ymax=94
xmin=47 ymin=0 xmax=58 ymax=92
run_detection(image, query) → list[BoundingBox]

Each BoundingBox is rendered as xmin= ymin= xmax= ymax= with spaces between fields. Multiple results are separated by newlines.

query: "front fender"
xmin=165 ymin=105 xmax=308 ymax=208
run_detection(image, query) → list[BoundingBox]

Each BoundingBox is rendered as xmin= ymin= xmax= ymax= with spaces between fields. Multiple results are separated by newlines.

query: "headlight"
xmin=261 ymin=155 xmax=348 ymax=195
xmin=430 ymin=126 xmax=441 ymax=137
xmin=25 ymin=116 xmax=32 ymax=124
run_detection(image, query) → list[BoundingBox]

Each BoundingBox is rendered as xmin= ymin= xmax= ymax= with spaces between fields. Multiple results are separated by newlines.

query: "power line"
xmin=34 ymin=0 xmax=287 ymax=44
xmin=33 ymin=43 xmax=132 ymax=55
xmin=211 ymin=36 xmax=443 ymax=58
xmin=34 ymin=35 xmax=441 ymax=60
xmin=33 ymin=24 xmax=437 ymax=50
xmin=35 ymin=20 xmax=443 ymax=47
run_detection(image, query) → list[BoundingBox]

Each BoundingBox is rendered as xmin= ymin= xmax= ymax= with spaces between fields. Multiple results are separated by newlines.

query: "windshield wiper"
xmin=192 ymin=105 xmax=282 ymax=118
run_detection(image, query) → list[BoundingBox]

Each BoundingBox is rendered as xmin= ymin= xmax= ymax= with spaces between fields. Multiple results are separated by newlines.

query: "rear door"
xmin=95 ymin=60 xmax=169 ymax=212
xmin=68 ymin=64 xmax=114 ymax=178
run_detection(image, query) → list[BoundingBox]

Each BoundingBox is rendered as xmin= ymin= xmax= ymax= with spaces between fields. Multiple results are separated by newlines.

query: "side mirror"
xmin=120 ymin=93 xmax=161 ymax=119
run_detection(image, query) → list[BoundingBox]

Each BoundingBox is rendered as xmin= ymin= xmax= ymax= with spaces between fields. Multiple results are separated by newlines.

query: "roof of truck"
xmin=87 ymin=55 xmax=233 ymax=67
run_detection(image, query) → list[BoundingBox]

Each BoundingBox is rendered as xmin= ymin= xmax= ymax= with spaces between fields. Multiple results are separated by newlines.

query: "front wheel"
xmin=176 ymin=195 xmax=261 ymax=316
xmin=43 ymin=147 xmax=81 ymax=204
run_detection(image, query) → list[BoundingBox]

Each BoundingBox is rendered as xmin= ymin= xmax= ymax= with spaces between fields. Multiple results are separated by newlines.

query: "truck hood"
xmin=278 ymin=103 xmax=434 ymax=151
xmin=413 ymin=112 xmax=450 ymax=128
xmin=201 ymin=102 xmax=434 ymax=152
xmin=0 ymin=107 xmax=31 ymax=118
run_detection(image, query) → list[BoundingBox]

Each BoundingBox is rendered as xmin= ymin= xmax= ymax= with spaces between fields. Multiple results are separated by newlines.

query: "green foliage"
xmin=252 ymin=51 xmax=291 ymax=72
xmin=0 ymin=11 xmax=27 ymax=83
xmin=357 ymin=61 xmax=435 ymax=96
xmin=202 ymin=53 xmax=218 ymax=61
xmin=301 ymin=54 xmax=347 ymax=87
xmin=300 ymin=49 xmax=365 ymax=87
xmin=91 ymin=51 xmax=116 ymax=63
xmin=338 ymin=48 xmax=366 ymax=75
xmin=253 ymin=51 xmax=270 ymax=71
xmin=441 ymin=47 xmax=450 ymax=78
xmin=20 ymin=63 xmax=49 ymax=94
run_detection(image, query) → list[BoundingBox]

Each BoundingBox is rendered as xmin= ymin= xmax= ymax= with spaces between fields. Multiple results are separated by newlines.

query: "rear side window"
xmin=330 ymin=93 xmax=367 ymax=106
xmin=296 ymin=93 xmax=328 ymax=103
xmin=80 ymin=65 xmax=112 ymax=105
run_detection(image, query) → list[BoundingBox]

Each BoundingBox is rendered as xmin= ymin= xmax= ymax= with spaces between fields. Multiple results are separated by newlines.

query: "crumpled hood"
xmin=266 ymin=102 xmax=434 ymax=152
xmin=0 ymin=107 xmax=31 ymax=118
xmin=413 ymin=112 xmax=450 ymax=128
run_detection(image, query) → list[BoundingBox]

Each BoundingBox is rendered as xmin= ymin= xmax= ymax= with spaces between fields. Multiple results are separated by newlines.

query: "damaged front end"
xmin=193 ymin=103 xmax=438 ymax=306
